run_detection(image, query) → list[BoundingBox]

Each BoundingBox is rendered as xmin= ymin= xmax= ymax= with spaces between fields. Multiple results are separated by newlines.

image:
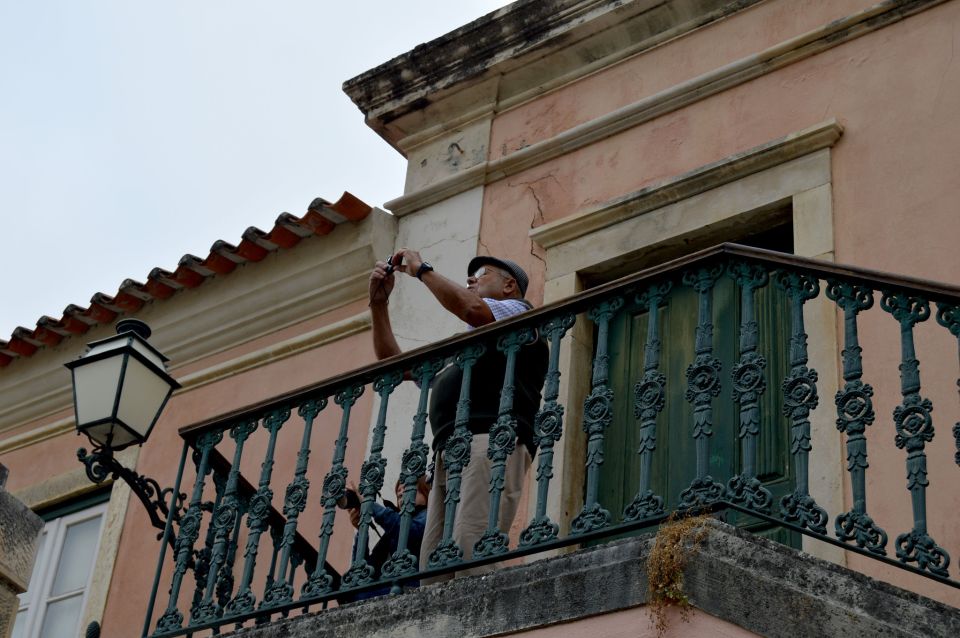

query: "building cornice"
xmin=346 ymin=0 xmax=764 ymax=152
xmin=383 ymin=0 xmax=945 ymax=217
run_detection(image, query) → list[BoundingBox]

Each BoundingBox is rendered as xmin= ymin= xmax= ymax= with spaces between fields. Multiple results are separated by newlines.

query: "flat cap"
xmin=467 ymin=256 xmax=529 ymax=297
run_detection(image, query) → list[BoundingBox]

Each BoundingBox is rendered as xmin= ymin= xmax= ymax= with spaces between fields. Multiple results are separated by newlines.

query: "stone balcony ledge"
xmin=226 ymin=520 xmax=960 ymax=638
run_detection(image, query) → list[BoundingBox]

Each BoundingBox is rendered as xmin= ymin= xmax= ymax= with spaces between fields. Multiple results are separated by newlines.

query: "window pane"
xmin=18 ymin=528 xmax=48 ymax=608
xmin=38 ymin=595 xmax=83 ymax=638
xmin=50 ymin=516 xmax=102 ymax=596
xmin=10 ymin=610 xmax=26 ymax=638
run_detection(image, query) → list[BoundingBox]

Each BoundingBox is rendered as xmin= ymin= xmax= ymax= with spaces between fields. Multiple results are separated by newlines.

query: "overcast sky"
xmin=0 ymin=1 xmax=510 ymax=340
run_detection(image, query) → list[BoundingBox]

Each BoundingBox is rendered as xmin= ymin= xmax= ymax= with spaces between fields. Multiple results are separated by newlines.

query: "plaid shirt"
xmin=416 ymin=297 xmax=533 ymax=391
xmin=469 ymin=297 xmax=531 ymax=328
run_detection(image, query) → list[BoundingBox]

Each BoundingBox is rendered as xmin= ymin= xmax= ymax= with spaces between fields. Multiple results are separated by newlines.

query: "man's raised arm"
xmin=368 ymin=260 xmax=402 ymax=360
xmin=389 ymin=249 xmax=495 ymax=327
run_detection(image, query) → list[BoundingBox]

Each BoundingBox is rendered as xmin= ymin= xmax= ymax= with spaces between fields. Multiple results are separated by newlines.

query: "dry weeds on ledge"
xmin=646 ymin=513 xmax=711 ymax=636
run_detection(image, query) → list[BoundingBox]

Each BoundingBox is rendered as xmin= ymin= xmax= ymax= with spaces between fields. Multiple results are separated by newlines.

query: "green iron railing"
xmin=143 ymin=244 xmax=960 ymax=637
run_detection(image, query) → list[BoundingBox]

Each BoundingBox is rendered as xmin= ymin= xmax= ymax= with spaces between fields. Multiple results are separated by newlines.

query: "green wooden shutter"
xmin=602 ymin=275 xmax=799 ymax=546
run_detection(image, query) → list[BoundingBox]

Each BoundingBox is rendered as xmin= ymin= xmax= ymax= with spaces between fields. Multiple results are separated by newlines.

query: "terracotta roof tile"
xmin=0 ymin=192 xmax=372 ymax=367
xmin=6 ymin=336 xmax=38 ymax=357
xmin=118 ymin=279 xmax=155 ymax=301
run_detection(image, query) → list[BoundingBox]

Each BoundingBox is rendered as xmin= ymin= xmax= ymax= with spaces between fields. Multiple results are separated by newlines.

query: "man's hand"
xmin=389 ymin=248 xmax=423 ymax=278
xmin=368 ymin=260 xmax=396 ymax=305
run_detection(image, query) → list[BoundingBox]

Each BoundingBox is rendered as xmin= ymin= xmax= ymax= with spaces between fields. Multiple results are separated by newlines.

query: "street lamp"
xmin=66 ymin=319 xmax=183 ymax=530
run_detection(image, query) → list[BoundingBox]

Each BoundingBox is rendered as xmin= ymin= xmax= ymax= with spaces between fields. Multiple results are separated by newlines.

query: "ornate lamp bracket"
xmin=77 ymin=441 xmax=185 ymax=534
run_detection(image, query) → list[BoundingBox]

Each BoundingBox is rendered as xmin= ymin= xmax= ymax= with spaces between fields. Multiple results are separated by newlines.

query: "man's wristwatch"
xmin=415 ymin=262 xmax=434 ymax=280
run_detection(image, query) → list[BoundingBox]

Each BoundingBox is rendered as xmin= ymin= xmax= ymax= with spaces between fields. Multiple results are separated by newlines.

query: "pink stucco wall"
xmin=479 ymin=0 xmax=960 ymax=607
xmin=0 ymin=297 xmax=378 ymax=637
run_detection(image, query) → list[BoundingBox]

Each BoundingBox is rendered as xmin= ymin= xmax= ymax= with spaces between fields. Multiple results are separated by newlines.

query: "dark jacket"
xmin=428 ymin=332 xmax=548 ymax=458
xmin=346 ymin=503 xmax=427 ymax=602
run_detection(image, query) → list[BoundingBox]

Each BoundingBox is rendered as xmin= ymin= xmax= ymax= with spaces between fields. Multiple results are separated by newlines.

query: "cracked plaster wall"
xmin=366 ymin=187 xmax=485 ymax=494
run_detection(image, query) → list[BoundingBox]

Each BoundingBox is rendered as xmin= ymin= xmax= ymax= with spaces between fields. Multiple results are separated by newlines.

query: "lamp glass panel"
xmin=73 ymin=356 xmax=123 ymax=426
xmin=84 ymin=335 xmax=129 ymax=357
xmin=85 ymin=422 xmax=138 ymax=449
xmin=130 ymin=338 xmax=166 ymax=368
xmin=116 ymin=356 xmax=171 ymax=439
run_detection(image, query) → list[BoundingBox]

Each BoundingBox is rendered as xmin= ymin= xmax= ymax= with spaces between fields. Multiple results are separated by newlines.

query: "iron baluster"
xmin=153 ymin=429 xmax=223 ymax=635
xmin=216 ymin=490 xmax=247 ymax=610
xmin=427 ymin=344 xmax=486 ymax=569
xmin=679 ymin=264 xmax=726 ymax=511
xmin=775 ymin=272 xmax=828 ymax=533
xmin=383 ymin=359 xmax=445 ymax=580
xmin=260 ymin=400 xmax=327 ymax=609
xmin=571 ymin=298 xmax=624 ymax=534
xmin=474 ymin=328 xmax=537 ymax=558
xmin=190 ymin=420 xmax=257 ymax=625
xmin=725 ymin=262 xmax=773 ymax=512
xmin=301 ymin=384 xmax=364 ymax=597
xmin=343 ymin=371 xmax=404 ymax=588
xmin=881 ymin=292 xmax=950 ymax=577
xmin=934 ymin=303 xmax=960 ymax=467
xmin=189 ymin=464 xmax=223 ymax=619
xmin=265 ymin=522 xmax=285 ymax=595
xmin=288 ymin=550 xmax=304 ymax=587
xmin=190 ymin=419 xmax=257 ymax=624
xmin=224 ymin=408 xmax=291 ymax=616
xmin=520 ymin=313 xmax=576 ymax=545
xmin=623 ymin=283 xmax=671 ymax=522
xmin=143 ymin=442 xmax=189 ymax=638
xmin=826 ymin=281 xmax=887 ymax=555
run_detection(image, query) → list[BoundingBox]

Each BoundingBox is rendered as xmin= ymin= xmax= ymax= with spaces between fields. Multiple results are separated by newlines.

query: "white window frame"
xmin=14 ymin=502 xmax=107 ymax=638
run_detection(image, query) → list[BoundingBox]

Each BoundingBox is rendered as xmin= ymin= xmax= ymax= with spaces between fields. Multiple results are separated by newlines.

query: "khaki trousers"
xmin=420 ymin=433 xmax=531 ymax=582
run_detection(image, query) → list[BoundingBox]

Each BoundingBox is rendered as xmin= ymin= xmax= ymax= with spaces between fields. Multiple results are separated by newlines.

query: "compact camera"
xmin=384 ymin=254 xmax=402 ymax=275
xmin=338 ymin=488 xmax=361 ymax=510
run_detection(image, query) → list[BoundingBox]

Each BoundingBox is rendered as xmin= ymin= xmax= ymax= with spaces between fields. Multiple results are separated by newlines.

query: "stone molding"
xmin=0 ymin=310 xmax=372 ymax=454
xmin=391 ymin=163 xmax=488 ymax=218
xmin=384 ymin=0 xmax=944 ymax=217
xmin=0 ymin=416 xmax=74 ymax=456
xmin=0 ymin=210 xmax=395 ymax=434
xmin=175 ymin=310 xmax=372 ymax=393
xmin=346 ymin=0 xmax=766 ymax=144
xmin=530 ymin=120 xmax=842 ymax=250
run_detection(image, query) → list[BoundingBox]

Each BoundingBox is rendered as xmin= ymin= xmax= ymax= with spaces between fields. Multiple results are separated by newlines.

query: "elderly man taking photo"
xmin=368 ymin=249 xmax=547 ymax=580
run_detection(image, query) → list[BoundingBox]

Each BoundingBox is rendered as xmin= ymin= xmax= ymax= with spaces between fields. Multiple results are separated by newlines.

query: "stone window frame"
xmin=13 ymin=500 xmax=107 ymax=638
xmin=529 ymin=119 xmax=844 ymax=563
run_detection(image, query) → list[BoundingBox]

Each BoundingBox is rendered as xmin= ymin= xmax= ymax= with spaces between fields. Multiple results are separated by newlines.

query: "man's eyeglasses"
xmin=471 ymin=266 xmax=508 ymax=279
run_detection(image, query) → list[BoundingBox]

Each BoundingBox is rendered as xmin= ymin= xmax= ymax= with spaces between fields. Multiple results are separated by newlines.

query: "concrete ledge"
xmin=688 ymin=524 xmax=959 ymax=638
xmin=226 ymin=520 xmax=959 ymax=638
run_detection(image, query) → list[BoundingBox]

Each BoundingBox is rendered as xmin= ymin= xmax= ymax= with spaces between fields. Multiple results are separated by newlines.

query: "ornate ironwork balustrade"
xmin=144 ymin=244 xmax=960 ymax=637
